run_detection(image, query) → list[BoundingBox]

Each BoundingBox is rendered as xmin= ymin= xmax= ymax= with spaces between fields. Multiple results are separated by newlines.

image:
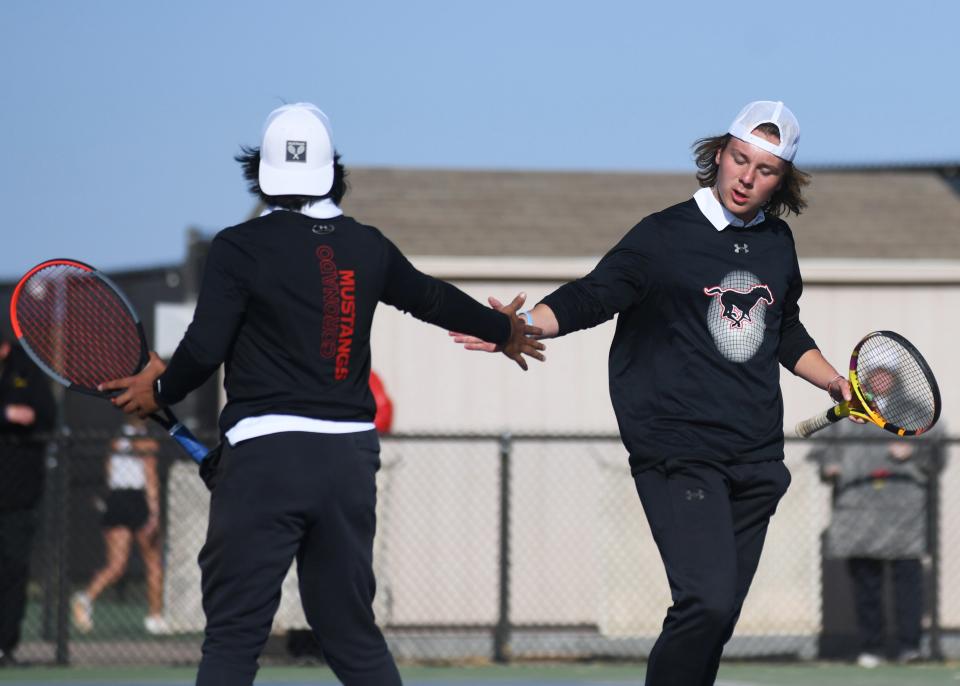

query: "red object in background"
xmin=370 ymin=370 xmax=393 ymax=434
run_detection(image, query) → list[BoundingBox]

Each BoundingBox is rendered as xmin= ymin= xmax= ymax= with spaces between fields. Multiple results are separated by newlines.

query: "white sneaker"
xmin=71 ymin=592 xmax=93 ymax=633
xmin=857 ymin=652 xmax=883 ymax=668
xmin=144 ymin=615 xmax=171 ymax=635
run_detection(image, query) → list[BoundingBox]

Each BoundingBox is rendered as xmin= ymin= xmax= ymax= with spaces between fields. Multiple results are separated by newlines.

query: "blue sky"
xmin=1 ymin=1 xmax=956 ymax=279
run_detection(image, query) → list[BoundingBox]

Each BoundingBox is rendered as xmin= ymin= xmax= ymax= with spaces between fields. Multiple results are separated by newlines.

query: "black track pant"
xmin=847 ymin=557 xmax=923 ymax=655
xmin=0 ymin=508 xmax=37 ymax=655
xmin=633 ymin=458 xmax=791 ymax=686
xmin=195 ymin=430 xmax=401 ymax=686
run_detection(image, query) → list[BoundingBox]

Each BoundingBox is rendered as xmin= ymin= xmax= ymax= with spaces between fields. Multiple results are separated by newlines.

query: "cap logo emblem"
xmin=286 ymin=141 xmax=307 ymax=162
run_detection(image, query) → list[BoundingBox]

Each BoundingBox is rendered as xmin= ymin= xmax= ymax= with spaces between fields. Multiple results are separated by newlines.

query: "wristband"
xmin=519 ymin=310 xmax=533 ymax=326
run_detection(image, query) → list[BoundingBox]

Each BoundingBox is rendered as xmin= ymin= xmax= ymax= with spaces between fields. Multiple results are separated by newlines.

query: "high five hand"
xmin=451 ymin=293 xmax=546 ymax=370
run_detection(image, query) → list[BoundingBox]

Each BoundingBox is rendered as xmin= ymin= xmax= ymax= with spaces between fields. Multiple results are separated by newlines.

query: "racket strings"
xmin=15 ymin=265 xmax=143 ymax=389
xmin=60 ymin=277 xmax=139 ymax=371
xmin=21 ymin=278 xmax=139 ymax=386
xmin=59 ymin=292 xmax=139 ymax=386
xmin=856 ymin=335 xmax=937 ymax=431
xmin=54 ymin=275 xmax=141 ymax=383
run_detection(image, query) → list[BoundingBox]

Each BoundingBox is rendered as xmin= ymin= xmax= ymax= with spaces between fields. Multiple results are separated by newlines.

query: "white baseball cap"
xmin=258 ymin=103 xmax=335 ymax=196
xmin=727 ymin=100 xmax=800 ymax=162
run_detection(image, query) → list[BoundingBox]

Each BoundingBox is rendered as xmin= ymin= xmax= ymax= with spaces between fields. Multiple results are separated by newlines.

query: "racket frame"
xmin=10 ymin=258 xmax=209 ymax=463
xmin=11 ymin=258 xmax=148 ymax=397
xmin=797 ymin=330 xmax=941 ymax=438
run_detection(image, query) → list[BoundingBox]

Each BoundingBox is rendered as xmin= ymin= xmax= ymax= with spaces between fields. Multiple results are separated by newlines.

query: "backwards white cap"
xmin=258 ymin=103 xmax=335 ymax=196
xmin=728 ymin=101 xmax=800 ymax=162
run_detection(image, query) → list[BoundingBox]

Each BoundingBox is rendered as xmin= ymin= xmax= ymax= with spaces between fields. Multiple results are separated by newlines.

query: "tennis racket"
xmin=795 ymin=330 xmax=941 ymax=438
xmin=9 ymin=258 xmax=209 ymax=463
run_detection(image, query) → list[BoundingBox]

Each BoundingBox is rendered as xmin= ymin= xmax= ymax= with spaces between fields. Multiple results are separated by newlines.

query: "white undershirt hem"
xmin=225 ymin=414 xmax=376 ymax=446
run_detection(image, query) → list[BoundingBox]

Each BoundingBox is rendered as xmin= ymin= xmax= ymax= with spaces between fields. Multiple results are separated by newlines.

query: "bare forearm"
xmin=793 ymin=349 xmax=843 ymax=390
xmin=525 ymin=303 xmax=560 ymax=339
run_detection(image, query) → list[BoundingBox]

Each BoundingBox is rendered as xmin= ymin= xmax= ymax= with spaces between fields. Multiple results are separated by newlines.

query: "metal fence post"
xmin=54 ymin=427 xmax=71 ymax=665
xmin=40 ymin=438 xmax=58 ymax=643
xmin=40 ymin=427 xmax=72 ymax=665
xmin=927 ymin=436 xmax=943 ymax=662
xmin=493 ymin=433 xmax=512 ymax=663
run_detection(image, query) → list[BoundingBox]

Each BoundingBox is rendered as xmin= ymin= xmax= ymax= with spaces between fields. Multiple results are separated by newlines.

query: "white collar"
xmin=260 ymin=198 xmax=343 ymax=220
xmin=693 ymin=187 xmax=765 ymax=231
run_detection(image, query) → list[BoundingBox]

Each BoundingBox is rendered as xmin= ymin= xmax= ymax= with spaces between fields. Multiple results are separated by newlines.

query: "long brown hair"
xmin=692 ymin=125 xmax=810 ymax=217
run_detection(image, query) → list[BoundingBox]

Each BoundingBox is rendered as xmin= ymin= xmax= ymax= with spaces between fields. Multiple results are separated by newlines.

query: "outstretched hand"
xmin=98 ymin=351 xmax=167 ymax=418
xmin=450 ymin=293 xmax=546 ymax=370
xmin=497 ymin=293 xmax=545 ymax=371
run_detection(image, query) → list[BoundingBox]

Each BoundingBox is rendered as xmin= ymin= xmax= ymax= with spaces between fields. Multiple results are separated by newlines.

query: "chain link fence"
xmin=1 ymin=431 xmax=957 ymax=666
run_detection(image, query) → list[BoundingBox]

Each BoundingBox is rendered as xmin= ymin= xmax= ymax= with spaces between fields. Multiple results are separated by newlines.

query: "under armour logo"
xmin=685 ymin=488 xmax=705 ymax=501
xmin=733 ymin=243 xmax=749 ymax=254
xmin=286 ymin=140 xmax=307 ymax=162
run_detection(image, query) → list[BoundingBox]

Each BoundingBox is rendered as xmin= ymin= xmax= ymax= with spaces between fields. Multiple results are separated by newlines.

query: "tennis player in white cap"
xmin=455 ymin=101 xmax=852 ymax=685
xmin=104 ymin=102 xmax=543 ymax=686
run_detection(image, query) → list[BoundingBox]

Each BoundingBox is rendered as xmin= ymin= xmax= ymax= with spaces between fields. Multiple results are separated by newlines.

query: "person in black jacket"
xmin=0 ymin=332 xmax=55 ymax=666
xmin=101 ymin=103 xmax=543 ymax=686
xmin=454 ymin=101 xmax=852 ymax=686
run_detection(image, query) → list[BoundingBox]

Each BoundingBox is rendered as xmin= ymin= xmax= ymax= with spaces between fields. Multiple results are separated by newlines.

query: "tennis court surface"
xmin=0 ymin=662 xmax=957 ymax=685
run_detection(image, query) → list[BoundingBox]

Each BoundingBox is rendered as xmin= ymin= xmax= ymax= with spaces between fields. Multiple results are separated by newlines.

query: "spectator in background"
xmin=0 ymin=332 xmax=55 ymax=666
xmin=71 ymin=419 xmax=168 ymax=635
xmin=809 ymin=409 xmax=942 ymax=668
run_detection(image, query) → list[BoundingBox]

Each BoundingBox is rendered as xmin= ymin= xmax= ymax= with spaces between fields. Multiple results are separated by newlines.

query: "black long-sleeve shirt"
xmin=0 ymin=344 xmax=56 ymax=511
xmin=157 ymin=211 xmax=511 ymax=433
xmin=541 ymin=198 xmax=817 ymax=473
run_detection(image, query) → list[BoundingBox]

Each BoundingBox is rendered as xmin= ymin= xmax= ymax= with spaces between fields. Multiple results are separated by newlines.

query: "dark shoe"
xmin=898 ymin=648 xmax=923 ymax=664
